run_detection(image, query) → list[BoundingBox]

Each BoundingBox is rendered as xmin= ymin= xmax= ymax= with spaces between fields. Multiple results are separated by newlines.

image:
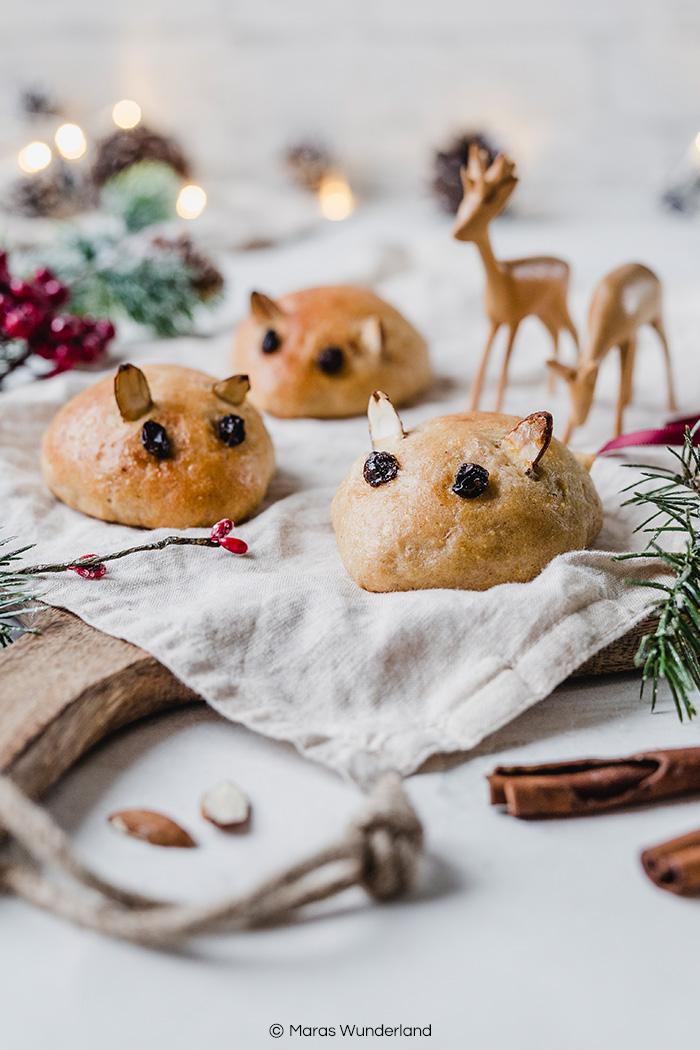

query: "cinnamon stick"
xmin=488 ymin=747 xmax=700 ymax=819
xmin=642 ymin=829 xmax=700 ymax=896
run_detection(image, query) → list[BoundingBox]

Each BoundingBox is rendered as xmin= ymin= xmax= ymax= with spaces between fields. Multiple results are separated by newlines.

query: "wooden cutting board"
xmin=0 ymin=605 xmax=654 ymax=801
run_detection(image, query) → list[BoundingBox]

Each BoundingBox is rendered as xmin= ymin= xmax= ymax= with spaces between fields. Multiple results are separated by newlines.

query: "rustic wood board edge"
xmin=0 ymin=605 xmax=652 ymax=801
xmin=0 ymin=606 xmax=199 ymax=799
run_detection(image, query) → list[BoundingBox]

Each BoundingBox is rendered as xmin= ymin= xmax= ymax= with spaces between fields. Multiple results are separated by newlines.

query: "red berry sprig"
xmin=68 ymin=554 xmax=108 ymax=579
xmin=210 ymin=519 xmax=248 ymax=554
xmin=0 ymin=251 xmax=115 ymax=381
xmin=23 ymin=527 xmax=250 ymax=584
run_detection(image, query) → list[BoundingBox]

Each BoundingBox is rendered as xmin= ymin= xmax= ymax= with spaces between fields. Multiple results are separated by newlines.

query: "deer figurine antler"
xmin=547 ymin=262 xmax=677 ymax=443
xmin=454 ymin=146 xmax=579 ymax=412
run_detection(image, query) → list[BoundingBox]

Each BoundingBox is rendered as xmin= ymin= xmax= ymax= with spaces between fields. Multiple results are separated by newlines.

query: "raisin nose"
xmin=363 ymin=450 xmax=399 ymax=487
xmin=317 ymin=346 xmax=345 ymax=375
xmin=261 ymin=329 xmax=280 ymax=354
xmin=218 ymin=414 xmax=246 ymax=447
xmin=452 ymin=462 xmax=489 ymax=498
xmin=141 ymin=420 xmax=171 ymax=459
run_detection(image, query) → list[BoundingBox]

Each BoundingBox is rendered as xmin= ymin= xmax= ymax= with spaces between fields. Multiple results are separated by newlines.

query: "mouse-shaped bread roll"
xmin=42 ymin=364 xmax=275 ymax=529
xmin=331 ymin=393 xmax=603 ymax=592
xmin=232 ymin=286 xmax=432 ymax=418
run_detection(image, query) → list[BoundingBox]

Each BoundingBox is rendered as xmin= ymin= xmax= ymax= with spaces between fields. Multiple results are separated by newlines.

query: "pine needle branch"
xmin=0 ymin=535 xmax=41 ymax=647
xmin=614 ymin=423 xmax=700 ymax=719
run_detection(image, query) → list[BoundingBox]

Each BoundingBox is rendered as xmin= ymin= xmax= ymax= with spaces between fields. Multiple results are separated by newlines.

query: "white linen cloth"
xmin=1 ymin=207 xmax=692 ymax=781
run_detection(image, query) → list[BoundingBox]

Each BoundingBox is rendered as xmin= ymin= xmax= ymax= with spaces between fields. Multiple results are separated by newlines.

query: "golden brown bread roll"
xmin=41 ymin=364 xmax=275 ymax=529
xmin=331 ymin=394 xmax=603 ymax=592
xmin=232 ymin=285 xmax=432 ymax=418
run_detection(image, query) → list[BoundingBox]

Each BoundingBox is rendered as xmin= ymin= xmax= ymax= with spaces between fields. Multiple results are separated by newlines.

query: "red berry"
xmin=50 ymin=315 xmax=80 ymax=338
xmin=78 ymin=333 xmax=103 ymax=361
xmin=43 ymin=279 xmax=69 ymax=306
xmin=219 ymin=536 xmax=248 ymax=555
xmin=69 ymin=555 xmax=107 ymax=580
xmin=30 ymin=341 xmax=56 ymax=361
xmin=3 ymin=302 xmax=44 ymax=339
xmin=52 ymin=343 xmax=80 ymax=368
xmin=210 ymin=518 xmax=234 ymax=541
xmin=8 ymin=278 xmax=34 ymax=301
xmin=0 ymin=252 xmax=10 ymax=287
xmin=32 ymin=267 xmax=56 ymax=284
xmin=94 ymin=319 xmax=116 ymax=341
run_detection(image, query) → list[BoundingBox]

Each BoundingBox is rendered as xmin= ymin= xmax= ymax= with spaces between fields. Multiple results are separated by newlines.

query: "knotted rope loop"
xmin=0 ymin=771 xmax=424 ymax=945
xmin=350 ymin=773 xmax=424 ymax=901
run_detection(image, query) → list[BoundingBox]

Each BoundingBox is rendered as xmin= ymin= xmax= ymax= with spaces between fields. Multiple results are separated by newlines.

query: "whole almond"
xmin=201 ymin=781 xmax=250 ymax=829
xmin=108 ymin=809 xmax=196 ymax=848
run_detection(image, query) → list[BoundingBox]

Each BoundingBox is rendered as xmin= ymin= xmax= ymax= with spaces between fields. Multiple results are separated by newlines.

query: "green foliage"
xmin=43 ymin=229 xmax=206 ymax=338
xmin=0 ymin=534 xmax=40 ymax=647
xmin=615 ymin=425 xmax=700 ymax=720
xmin=22 ymin=158 xmax=224 ymax=339
xmin=99 ymin=161 xmax=180 ymax=234
xmin=58 ymin=231 xmax=200 ymax=337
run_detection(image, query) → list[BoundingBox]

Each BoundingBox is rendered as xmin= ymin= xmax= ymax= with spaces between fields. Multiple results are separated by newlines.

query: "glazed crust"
xmin=331 ymin=412 xmax=603 ymax=592
xmin=41 ymin=365 xmax=275 ymax=529
xmin=232 ymin=286 xmax=432 ymax=418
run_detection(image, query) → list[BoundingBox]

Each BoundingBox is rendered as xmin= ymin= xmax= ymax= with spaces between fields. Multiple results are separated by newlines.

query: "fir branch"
xmin=44 ymin=228 xmax=214 ymax=338
xmin=0 ymin=535 xmax=41 ymax=647
xmin=615 ymin=423 xmax=700 ymax=720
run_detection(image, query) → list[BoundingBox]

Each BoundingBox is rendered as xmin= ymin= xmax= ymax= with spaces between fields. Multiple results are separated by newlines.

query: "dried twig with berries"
xmin=0 ymin=520 xmax=247 ymax=646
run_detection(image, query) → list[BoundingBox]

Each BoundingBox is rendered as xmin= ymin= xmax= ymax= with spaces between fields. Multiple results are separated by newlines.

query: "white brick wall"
xmin=5 ymin=0 xmax=700 ymax=209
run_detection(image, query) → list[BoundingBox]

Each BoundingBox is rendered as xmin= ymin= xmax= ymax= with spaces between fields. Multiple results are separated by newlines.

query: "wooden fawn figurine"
xmin=547 ymin=262 xmax=676 ymax=444
xmin=454 ymin=146 xmax=579 ymax=412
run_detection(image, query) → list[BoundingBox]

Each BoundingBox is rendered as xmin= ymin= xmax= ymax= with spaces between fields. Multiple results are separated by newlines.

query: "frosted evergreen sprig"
xmin=0 ymin=535 xmax=41 ymax=647
xmin=615 ymin=423 xmax=700 ymax=720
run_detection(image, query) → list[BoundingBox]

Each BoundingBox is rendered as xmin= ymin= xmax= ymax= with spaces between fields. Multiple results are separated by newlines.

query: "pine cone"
xmin=284 ymin=140 xmax=334 ymax=193
xmin=151 ymin=235 xmax=224 ymax=300
xmin=20 ymin=87 xmax=61 ymax=117
xmin=431 ymin=132 xmax=499 ymax=215
xmin=92 ymin=126 xmax=191 ymax=188
xmin=9 ymin=164 xmax=88 ymax=218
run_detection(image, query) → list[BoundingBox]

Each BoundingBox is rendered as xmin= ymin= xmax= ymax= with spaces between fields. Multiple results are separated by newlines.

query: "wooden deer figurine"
xmin=547 ymin=262 xmax=676 ymax=443
xmin=454 ymin=146 xmax=579 ymax=412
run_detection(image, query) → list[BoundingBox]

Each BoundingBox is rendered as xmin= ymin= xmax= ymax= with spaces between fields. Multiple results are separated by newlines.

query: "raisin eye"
xmin=218 ymin=414 xmax=246 ymax=447
xmin=452 ymin=462 xmax=489 ymax=499
xmin=363 ymin=450 xmax=399 ymax=487
xmin=317 ymin=346 xmax=345 ymax=375
xmin=141 ymin=420 xmax=171 ymax=459
xmin=262 ymin=329 xmax=281 ymax=354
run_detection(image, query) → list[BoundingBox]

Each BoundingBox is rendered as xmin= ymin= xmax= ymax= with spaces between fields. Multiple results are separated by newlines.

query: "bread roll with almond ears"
xmin=332 ymin=394 xmax=602 ymax=592
xmin=42 ymin=364 xmax=275 ymax=529
xmin=232 ymin=286 xmax=432 ymax=418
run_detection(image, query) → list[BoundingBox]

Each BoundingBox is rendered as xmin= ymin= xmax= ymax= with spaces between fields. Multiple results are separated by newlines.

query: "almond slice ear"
xmin=214 ymin=374 xmax=250 ymax=406
xmin=114 ymin=364 xmax=152 ymax=422
xmin=368 ymin=390 xmax=405 ymax=451
xmin=501 ymin=411 xmax=553 ymax=473
xmin=250 ymin=291 xmax=283 ymax=323
xmin=358 ymin=316 xmax=383 ymax=359
xmin=573 ymin=451 xmax=596 ymax=473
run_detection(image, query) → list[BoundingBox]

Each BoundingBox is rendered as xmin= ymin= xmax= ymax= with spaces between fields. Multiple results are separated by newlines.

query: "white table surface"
xmin=3 ymin=198 xmax=700 ymax=1050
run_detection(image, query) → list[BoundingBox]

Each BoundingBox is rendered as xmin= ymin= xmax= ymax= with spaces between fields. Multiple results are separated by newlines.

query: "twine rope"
xmin=0 ymin=772 xmax=423 ymax=945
